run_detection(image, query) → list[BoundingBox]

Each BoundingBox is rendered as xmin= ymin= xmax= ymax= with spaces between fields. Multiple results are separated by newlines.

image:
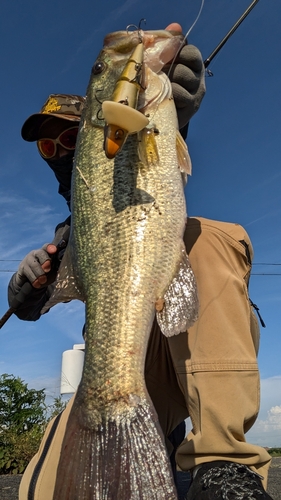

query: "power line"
xmin=253 ymin=263 xmax=281 ymax=266
xmin=252 ymin=273 xmax=281 ymax=276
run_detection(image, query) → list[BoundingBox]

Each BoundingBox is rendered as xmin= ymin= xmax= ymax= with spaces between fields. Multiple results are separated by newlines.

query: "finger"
xmin=20 ymin=258 xmax=47 ymax=285
xmin=172 ymin=83 xmax=193 ymax=109
xmin=165 ymin=23 xmax=182 ymax=33
xmin=32 ymin=275 xmax=48 ymax=288
xmin=174 ymin=45 xmax=204 ymax=72
xmin=46 ymin=244 xmax=58 ymax=254
xmin=41 ymin=259 xmax=52 ymax=273
xmin=170 ymin=66 xmax=201 ymax=93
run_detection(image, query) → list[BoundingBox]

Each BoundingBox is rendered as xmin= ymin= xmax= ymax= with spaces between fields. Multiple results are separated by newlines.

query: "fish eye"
xmin=92 ymin=61 xmax=107 ymax=75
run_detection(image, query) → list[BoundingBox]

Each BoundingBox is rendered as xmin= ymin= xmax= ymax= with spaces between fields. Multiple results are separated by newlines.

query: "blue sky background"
xmin=0 ymin=0 xmax=280 ymax=447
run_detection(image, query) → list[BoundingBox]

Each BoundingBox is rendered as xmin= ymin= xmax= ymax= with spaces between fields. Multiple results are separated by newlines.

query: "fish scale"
xmin=43 ymin=28 xmax=198 ymax=499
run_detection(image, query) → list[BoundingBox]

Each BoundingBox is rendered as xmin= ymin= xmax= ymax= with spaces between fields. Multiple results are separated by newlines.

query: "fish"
xmin=43 ymin=27 xmax=198 ymax=500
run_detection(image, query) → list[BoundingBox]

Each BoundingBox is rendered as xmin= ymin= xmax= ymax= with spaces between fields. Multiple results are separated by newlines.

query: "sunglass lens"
xmin=38 ymin=139 xmax=56 ymax=158
xmin=60 ymin=128 xmax=78 ymax=149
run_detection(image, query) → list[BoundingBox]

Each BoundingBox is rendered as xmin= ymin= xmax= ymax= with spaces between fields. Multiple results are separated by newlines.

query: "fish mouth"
xmin=101 ymin=28 xmax=184 ymax=159
xmin=103 ymin=28 xmax=184 ymax=51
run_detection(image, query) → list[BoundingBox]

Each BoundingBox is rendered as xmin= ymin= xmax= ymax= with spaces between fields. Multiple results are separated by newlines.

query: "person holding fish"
xmin=9 ymin=23 xmax=272 ymax=500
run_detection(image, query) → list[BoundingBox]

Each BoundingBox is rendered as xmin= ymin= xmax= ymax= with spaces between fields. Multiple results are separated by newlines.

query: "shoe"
xmin=186 ymin=461 xmax=273 ymax=499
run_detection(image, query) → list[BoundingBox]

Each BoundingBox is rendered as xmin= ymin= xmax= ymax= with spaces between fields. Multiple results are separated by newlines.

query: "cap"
xmin=21 ymin=94 xmax=86 ymax=142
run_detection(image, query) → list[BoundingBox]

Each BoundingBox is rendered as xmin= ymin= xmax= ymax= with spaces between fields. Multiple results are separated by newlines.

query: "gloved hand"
xmin=168 ymin=43 xmax=206 ymax=129
xmin=14 ymin=244 xmax=59 ymax=289
xmin=163 ymin=23 xmax=205 ymax=130
xmin=13 ymin=220 xmax=70 ymax=290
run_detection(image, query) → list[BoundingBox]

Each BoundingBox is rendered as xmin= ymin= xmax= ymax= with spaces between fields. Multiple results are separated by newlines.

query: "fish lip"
xmin=104 ymin=29 xmax=184 ymax=47
xmin=106 ymin=29 xmax=181 ymax=37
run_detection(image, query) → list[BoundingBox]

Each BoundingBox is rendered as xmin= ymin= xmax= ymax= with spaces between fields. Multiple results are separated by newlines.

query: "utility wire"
xmin=252 ymin=273 xmax=281 ymax=276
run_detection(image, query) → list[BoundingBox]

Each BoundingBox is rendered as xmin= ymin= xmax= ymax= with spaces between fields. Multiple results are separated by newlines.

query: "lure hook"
xmin=97 ymin=108 xmax=104 ymax=121
xmin=126 ymin=18 xmax=146 ymax=42
xmin=94 ymin=90 xmax=106 ymax=120
xmin=138 ymin=18 xmax=146 ymax=30
xmin=95 ymin=89 xmax=104 ymax=105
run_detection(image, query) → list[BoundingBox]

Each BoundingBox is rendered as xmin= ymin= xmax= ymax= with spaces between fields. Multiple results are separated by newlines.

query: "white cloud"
xmin=0 ymin=190 xmax=62 ymax=260
xmin=246 ymin=376 xmax=281 ymax=447
xmin=256 ymin=406 xmax=281 ymax=432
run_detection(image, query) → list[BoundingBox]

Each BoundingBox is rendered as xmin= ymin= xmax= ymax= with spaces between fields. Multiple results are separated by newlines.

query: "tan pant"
xmin=20 ymin=217 xmax=271 ymax=499
xmin=145 ymin=217 xmax=271 ymax=487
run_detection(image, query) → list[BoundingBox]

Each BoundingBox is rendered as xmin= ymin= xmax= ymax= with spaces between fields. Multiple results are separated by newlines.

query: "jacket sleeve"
xmin=7 ymin=278 xmax=54 ymax=321
xmin=7 ymin=216 xmax=71 ymax=322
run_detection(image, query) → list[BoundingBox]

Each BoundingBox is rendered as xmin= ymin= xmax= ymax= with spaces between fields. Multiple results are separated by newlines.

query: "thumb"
xmin=165 ymin=23 xmax=182 ymax=32
xmin=46 ymin=243 xmax=58 ymax=255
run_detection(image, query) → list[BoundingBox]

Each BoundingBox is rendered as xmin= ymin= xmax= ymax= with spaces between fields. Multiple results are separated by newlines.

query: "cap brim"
xmin=21 ymin=113 xmax=80 ymax=142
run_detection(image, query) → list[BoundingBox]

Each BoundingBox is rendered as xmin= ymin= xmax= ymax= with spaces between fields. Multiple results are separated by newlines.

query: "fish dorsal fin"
xmin=41 ymin=245 xmax=85 ymax=314
xmin=156 ymin=246 xmax=198 ymax=336
xmin=176 ymin=130 xmax=192 ymax=176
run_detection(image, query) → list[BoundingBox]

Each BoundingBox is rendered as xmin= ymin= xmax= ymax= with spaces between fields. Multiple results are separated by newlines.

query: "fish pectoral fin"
xmin=41 ymin=245 xmax=84 ymax=314
xmin=156 ymin=247 xmax=199 ymax=337
xmin=176 ymin=130 xmax=192 ymax=179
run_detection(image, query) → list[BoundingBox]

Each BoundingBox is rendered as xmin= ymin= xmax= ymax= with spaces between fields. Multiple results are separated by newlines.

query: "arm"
xmin=7 ymin=216 xmax=71 ymax=321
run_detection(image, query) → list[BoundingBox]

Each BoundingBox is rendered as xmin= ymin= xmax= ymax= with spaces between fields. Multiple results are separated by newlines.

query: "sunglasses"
xmin=37 ymin=127 xmax=79 ymax=159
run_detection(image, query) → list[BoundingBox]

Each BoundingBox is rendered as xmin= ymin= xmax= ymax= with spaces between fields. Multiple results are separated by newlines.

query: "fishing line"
xmin=143 ymin=0 xmax=205 ymax=128
xmin=166 ymin=0 xmax=205 ymax=81
xmin=95 ymin=4 xmax=205 ymax=142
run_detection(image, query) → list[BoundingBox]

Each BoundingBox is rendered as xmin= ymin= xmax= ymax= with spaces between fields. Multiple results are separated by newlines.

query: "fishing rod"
xmin=204 ymin=0 xmax=260 ymax=69
xmin=179 ymin=0 xmax=260 ymax=138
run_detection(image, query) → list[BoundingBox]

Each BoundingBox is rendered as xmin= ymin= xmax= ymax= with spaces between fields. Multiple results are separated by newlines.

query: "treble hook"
xmin=126 ymin=18 xmax=146 ymax=42
xmin=95 ymin=90 xmax=105 ymax=120
xmin=95 ymin=89 xmax=104 ymax=105
xmin=138 ymin=18 xmax=146 ymax=30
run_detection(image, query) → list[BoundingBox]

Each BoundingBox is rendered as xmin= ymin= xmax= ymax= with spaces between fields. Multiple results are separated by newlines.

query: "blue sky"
xmin=0 ymin=0 xmax=280 ymax=447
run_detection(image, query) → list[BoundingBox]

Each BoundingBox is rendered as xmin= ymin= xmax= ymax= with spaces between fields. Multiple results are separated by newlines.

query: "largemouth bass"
xmin=44 ymin=27 xmax=198 ymax=499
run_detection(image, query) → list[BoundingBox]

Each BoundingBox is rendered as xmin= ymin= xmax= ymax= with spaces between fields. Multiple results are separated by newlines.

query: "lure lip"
xmin=102 ymin=101 xmax=149 ymax=134
xmin=102 ymin=103 xmax=149 ymax=159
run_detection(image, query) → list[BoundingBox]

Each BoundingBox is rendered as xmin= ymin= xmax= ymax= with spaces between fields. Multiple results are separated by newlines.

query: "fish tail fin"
xmin=53 ymin=397 xmax=177 ymax=500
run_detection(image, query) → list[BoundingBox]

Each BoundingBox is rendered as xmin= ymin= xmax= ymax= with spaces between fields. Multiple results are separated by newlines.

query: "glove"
xmin=13 ymin=217 xmax=71 ymax=290
xmin=14 ymin=244 xmax=58 ymax=290
xmin=167 ymin=44 xmax=206 ymax=129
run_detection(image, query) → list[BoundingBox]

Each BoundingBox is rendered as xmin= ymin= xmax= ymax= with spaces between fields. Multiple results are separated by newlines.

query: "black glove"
xmin=167 ymin=44 xmax=206 ymax=130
